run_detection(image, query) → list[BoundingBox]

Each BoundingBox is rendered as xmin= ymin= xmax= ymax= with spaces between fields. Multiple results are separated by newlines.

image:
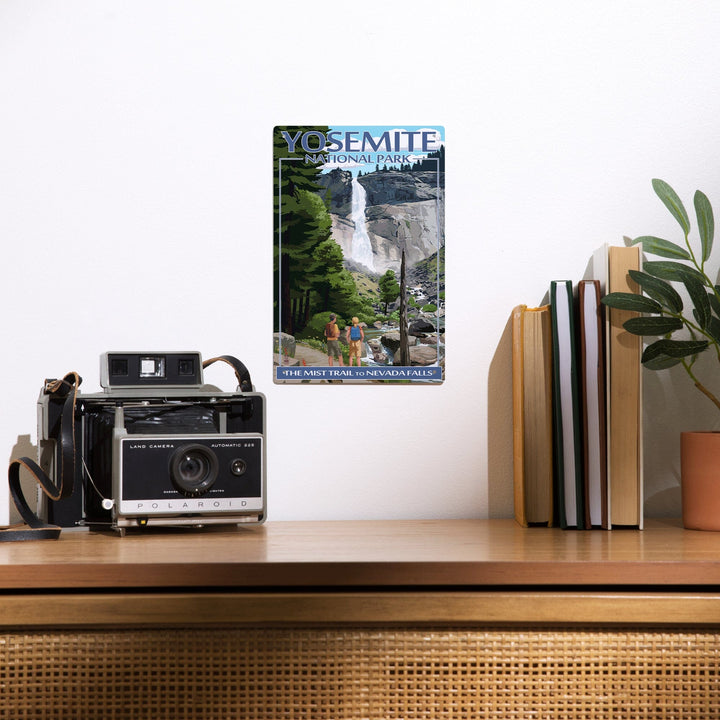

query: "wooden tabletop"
xmin=0 ymin=518 xmax=718 ymax=591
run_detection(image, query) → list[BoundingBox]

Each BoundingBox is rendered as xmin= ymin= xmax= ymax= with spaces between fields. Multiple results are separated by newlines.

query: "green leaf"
xmin=643 ymin=354 xmax=685 ymax=370
xmin=694 ymin=190 xmax=714 ymax=262
xmin=629 ymin=235 xmax=691 ymax=260
xmin=710 ymin=292 xmax=720 ymax=319
xmin=643 ymin=260 xmax=707 ymax=284
xmin=622 ymin=316 xmax=683 ymax=335
xmin=708 ymin=316 xmax=720 ymax=345
xmin=601 ymin=292 xmax=662 ymax=313
xmin=642 ymin=338 xmax=709 ymax=362
xmin=652 ymin=178 xmax=690 ymax=235
xmin=628 ymin=270 xmax=683 ymax=313
xmin=684 ymin=276 xmax=712 ymax=329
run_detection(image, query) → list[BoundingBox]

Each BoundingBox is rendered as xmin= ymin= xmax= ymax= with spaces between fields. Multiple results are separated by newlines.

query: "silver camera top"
xmin=100 ymin=351 xmax=205 ymax=391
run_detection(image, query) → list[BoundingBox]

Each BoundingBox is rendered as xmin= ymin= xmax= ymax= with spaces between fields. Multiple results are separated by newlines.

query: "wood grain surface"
xmin=0 ymin=518 xmax=718 ymax=590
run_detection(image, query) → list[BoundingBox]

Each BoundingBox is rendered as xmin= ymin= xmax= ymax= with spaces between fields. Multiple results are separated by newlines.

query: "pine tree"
xmin=274 ymin=126 xmax=331 ymax=334
xmin=378 ymin=270 xmax=400 ymax=313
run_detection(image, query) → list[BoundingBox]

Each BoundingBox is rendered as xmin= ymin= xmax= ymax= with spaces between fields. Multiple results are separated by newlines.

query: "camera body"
xmin=37 ymin=352 xmax=265 ymax=533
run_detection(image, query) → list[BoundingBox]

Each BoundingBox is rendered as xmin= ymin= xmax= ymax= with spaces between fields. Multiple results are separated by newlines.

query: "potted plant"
xmin=602 ymin=179 xmax=720 ymax=529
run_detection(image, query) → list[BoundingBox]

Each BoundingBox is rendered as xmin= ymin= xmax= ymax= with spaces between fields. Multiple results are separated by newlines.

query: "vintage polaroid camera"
xmin=37 ymin=352 xmax=266 ymax=533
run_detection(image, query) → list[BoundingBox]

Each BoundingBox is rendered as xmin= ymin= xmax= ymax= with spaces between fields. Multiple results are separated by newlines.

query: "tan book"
xmin=512 ymin=304 xmax=554 ymax=526
xmin=605 ymin=245 xmax=643 ymax=528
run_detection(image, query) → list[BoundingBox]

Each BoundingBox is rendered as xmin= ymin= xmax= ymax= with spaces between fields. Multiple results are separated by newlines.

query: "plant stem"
xmin=665 ymin=310 xmax=720 ymax=364
xmin=682 ymin=360 xmax=720 ymax=411
xmin=686 ymin=229 xmax=720 ymax=313
xmin=685 ymin=230 xmax=700 ymax=269
xmin=693 ymin=381 xmax=720 ymax=412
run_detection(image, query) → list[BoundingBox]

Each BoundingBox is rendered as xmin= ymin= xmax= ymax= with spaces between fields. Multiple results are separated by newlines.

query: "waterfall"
xmin=350 ymin=178 xmax=375 ymax=271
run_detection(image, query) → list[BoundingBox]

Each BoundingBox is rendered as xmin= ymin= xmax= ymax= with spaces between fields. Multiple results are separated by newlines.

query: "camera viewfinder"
xmin=178 ymin=358 xmax=195 ymax=376
xmin=110 ymin=358 xmax=129 ymax=377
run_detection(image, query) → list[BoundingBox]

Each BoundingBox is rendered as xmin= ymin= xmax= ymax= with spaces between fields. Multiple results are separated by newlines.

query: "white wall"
xmin=2 ymin=1 xmax=720 ymax=525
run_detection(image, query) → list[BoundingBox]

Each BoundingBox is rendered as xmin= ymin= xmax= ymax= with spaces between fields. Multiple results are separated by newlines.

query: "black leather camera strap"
xmin=1 ymin=372 xmax=81 ymax=542
xmin=203 ymin=355 xmax=253 ymax=392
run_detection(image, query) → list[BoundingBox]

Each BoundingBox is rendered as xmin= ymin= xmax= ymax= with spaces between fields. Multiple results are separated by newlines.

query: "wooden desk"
xmin=1 ymin=519 xmax=719 ymax=718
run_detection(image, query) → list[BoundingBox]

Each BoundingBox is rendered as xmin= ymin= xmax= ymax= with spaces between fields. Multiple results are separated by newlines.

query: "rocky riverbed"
xmin=274 ymin=318 xmax=445 ymax=369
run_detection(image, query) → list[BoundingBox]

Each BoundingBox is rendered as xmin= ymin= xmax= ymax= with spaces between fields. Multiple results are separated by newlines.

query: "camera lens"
xmin=170 ymin=444 xmax=218 ymax=497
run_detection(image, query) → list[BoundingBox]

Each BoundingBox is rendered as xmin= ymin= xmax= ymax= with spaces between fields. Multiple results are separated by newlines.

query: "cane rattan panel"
xmin=1 ymin=625 xmax=718 ymax=719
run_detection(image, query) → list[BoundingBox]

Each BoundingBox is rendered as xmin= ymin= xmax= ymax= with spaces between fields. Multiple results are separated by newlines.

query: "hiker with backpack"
xmin=346 ymin=316 xmax=365 ymax=367
xmin=324 ymin=313 xmax=344 ymax=366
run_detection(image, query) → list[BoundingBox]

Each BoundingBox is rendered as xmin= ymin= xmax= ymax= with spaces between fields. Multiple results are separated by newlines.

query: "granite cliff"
xmin=316 ymin=168 xmax=352 ymax=216
xmin=317 ymin=167 xmax=445 ymax=275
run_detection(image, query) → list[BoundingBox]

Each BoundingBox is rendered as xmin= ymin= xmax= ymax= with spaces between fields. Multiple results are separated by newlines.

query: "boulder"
xmin=368 ymin=339 xmax=388 ymax=364
xmin=394 ymin=345 xmax=440 ymax=366
xmin=273 ymin=332 xmax=296 ymax=358
xmin=381 ymin=332 xmax=416 ymax=353
xmin=381 ymin=331 xmax=401 ymax=353
xmin=409 ymin=318 xmax=435 ymax=336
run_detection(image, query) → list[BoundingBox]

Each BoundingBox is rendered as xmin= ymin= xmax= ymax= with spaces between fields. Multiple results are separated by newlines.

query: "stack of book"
xmin=512 ymin=244 xmax=643 ymax=529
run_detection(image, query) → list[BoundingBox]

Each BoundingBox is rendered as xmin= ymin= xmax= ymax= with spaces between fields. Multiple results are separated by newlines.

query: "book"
xmin=273 ymin=125 xmax=445 ymax=384
xmin=578 ymin=280 xmax=608 ymax=528
xmin=550 ymin=281 xmax=585 ymax=529
xmin=512 ymin=305 xmax=554 ymax=526
xmin=605 ymin=245 xmax=643 ymax=528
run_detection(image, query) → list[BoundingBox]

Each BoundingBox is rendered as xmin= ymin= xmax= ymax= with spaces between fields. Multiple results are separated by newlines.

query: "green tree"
xmin=312 ymin=238 xmax=345 ymax=311
xmin=274 ymin=126 xmax=330 ymax=334
xmin=378 ymin=269 xmax=400 ymax=313
xmin=274 ymin=126 xmax=376 ymax=336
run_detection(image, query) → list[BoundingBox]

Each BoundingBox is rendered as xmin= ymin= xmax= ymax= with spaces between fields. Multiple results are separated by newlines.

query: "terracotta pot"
xmin=681 ymin=432 xmax=720 ymax=531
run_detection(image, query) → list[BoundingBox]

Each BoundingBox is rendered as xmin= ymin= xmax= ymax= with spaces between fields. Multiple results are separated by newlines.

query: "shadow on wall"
xmin=8 ymin=434 xmax=37 ymax=525
xmin=642 ymin=354 xmax=720 ymax=517
xmin=487 ymin=314 xmax=514 ymax=519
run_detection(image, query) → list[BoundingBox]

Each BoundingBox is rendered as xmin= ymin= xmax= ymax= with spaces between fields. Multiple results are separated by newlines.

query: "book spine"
xmin=607 ymin=246 xmax=643 ymax=528
xmin=511 ymin=305 xmax=529 ymax=528
xmin=550 ymin=281 xmax=585 ymax=529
